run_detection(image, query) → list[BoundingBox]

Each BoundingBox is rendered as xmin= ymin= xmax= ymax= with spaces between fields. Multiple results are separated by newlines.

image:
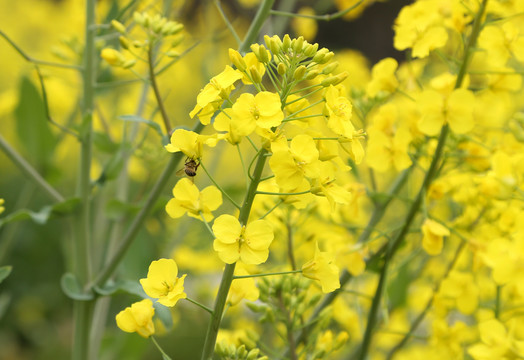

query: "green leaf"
xmin=0 ymin=197 xmax=80 ymax=229
xmin=0 ymin=266 xmax=12 ymax=284
xmin=14 ymin=76 xmax=57 ymax=166
xmin=60 ymin=273 xmax=94 ymax=301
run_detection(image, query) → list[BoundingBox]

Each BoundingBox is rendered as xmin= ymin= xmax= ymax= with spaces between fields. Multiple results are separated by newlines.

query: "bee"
xmin=176 ymin=157 xmax=200 ymax=181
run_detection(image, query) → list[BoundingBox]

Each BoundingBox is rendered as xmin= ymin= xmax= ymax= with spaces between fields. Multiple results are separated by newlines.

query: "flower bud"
xmin=101 ymin=48 xmax=124 ymax=66
xmin=322 ymin=61 xmax=339 ymax=75
xmin=293 ymin=36 xmax=304 ymax=55
xmin=249 ymin=65 xmax=263 ymax=83
xmin=237 ymin=345 xmax=247 ymax=358
xmin=165 ymin=22 xmax=183 ymax=36
xmin=246 ymin=349 xmax=261 ymax=360
xmin=133 ymin=12 xmax=145 ymax=26
xmin=277 ymin=62 xmax=287 ymax=76
xmin=313 ymin=48 xmax=329 ymax=63
xmin=258 ymin=45 xmax=270 ymax=63
xmin=282 ymin=34 xmax=292 ymax=52
xmin=111 ymin=20 xmax=127 ymax=34
xmin=229 ymin=48 xmax=246 ymax=70
xmin=306 ymin=69 xmax=319 ymax=80
xmin=322 ymin=51 xmax=335 ymax=63
xmin=119 ymin=36 xmax=130 ymax=50
xmin=304 ymin=42 xmax=318 ymax=57
xmin=293 ymin=65 xmax=307 ymax=80
xmin=171 ymin=34 xmax=184 ymax=47
xmin=122 ymin=59 xmax=136 ymax=69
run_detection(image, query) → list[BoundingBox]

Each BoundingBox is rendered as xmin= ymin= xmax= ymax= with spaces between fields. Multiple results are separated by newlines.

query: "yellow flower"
xmin=212 ymin=215 xmax=273 ymax=265
xmin=366 ymin=127 xmax=412 ymax=173
xmin=140 ymin=259 xmax=187 ymax=307
xmin=164 ymin=129 xmax=219 ymax=159
xmin=213 ymin=108 xmax=256 ymax=145
xmin=302 ymin=242 xmax=340 ymax=293
xmin=417 ymin=88 xmax=475 ymax=136
xmin=231 ymin=91 xmax=283 ymax=130
xmin=468 ymin=319 xmax=524 ymax=360
xmin=366 ymin=58 xmax=399 ymax=97
xmin=269 ymin=134 xmax=321 ymax=190
xmin=101 ymin=48 xmax=125 ymax=66
xmin=115 ymin=299 xmax=155 ymax=338
xmin=439 ymin=270 xmax=479 ymax=314
xmin=165 ymin=178 xmax=222 ymax=222
xmin=190 ymin=65 xmax=243 ymax=124
xmin=421 ymin=219 xmax=450 ymax=255
xmin=228 ymin=265 xmax=260 ymax=306
xmin=323 ymin=85 xmax=354 ymax=138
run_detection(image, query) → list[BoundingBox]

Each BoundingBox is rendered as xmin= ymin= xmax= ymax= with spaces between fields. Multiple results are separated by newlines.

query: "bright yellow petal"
xmin=212 ymin=215 xmax=242 ymax=244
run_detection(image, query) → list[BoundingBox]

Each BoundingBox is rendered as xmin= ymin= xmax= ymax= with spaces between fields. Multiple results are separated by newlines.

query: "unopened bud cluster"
xmin=101 ymin=12 xmax=185 ymax=69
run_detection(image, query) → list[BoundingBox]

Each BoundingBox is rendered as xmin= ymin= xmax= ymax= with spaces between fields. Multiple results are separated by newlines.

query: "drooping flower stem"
xmin=200 ymin=149 xmax=268 ymax=360
xmin=356 ymin=1 xmax=488 ymax=358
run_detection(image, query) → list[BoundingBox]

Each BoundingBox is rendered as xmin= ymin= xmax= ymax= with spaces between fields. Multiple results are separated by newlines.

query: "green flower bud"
xmin=322 ymin=51 xmax=335 ymax=63
xmin=133 ymin=12 xmax=145 ymax=26
xmin=237 ymin=345 xmax=248 ymax=358
xmin=122 ymin=59 xmax=136 ymax=69
xmin=258 ymin=44 xmax=270 ymax=63
xmin=293 ymin=65 xmax=307 ymax=80
xmin=282 ymin=34 xmax=292 ymax=52
xmin=249 ymin=65 xmax=263 ymax=83
xmin=111 ymin=20 xmax=127 ymax=34
xmin=303 ymin=42 xmax=317 ymax=57
xmin=306 ymin=69 xmax=320 ymax=80
xmin=171 ymin=34 xmax=184 ymax=47
xmin=313 ymin=48 xmax=329 ymax=63
xmin=246 ymin=349 xmax=260 ymax=360
xmin=322 ymin=61 xmax=339 ymax=75
xmin=293 ymin=36 xmax=304 ymax=55
xmin=119 ymin=36 xmax=130 ymax=50
xmin=277 ymin=62 xmax=287 ymax=76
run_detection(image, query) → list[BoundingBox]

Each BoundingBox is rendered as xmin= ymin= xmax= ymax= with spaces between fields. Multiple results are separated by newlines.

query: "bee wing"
xmin=175 ymin=168 xmax=186 ymax=177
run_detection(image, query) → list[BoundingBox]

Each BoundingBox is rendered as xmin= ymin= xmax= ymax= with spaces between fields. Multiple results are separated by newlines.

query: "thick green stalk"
xmin=356 ymin=1 xmax=488 ymax=358
xmin=238 ymin=0 xmax=275 ymax=53
xmin=73 ymin=0 xmax=96 ymax=358
xmin=200 ymin=149 xmax=268 ymax=360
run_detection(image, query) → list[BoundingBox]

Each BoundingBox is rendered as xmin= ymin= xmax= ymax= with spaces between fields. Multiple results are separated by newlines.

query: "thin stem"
xmin=148 ymin=45 xmax=172 ymax=134
xmin=0 ymin=30 xmax=82 ymax=70
xmin=238 ymin=0 xmax=276 ymax=54
xmin=270 ymin=0 xmax=365 ymax=21
xmin=185 ymin=297 xmax=214 ymax=314
xmin=214 ymin=0 xmax=241 ymax=46
xmin=286 ymin=222 xmax=297 ymax=270
xmin=259 ymin=198 xmax=284 ymax=220
xmin=199 ymin=212 xmax=215 ymax=237
xmin=151 ymin=336 xmax=172 ymax=360
xmin=0 ymin=134 xmax=64 ymax=203
xmin=200 ymin=161 xmax=241 ymax=209
xmin=233 ymin=270 xmax=302 ymax=279
xmin=256 ymin=190 xmax=311 ymax=196
xmin=237 ymin=144 xmax=249 ymax=191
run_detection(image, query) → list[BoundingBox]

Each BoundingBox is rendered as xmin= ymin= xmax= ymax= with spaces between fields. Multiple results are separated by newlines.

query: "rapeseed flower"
xmin=212 ymin=215 xmax=273 ymax=265
xmin=140 ymin=258 xmax=187 ymax=307
xmin=302 ymin=242 xmax=340 ymax=293
xmin=165 ymin=178 xmax=222 ymax=222
xmin=116 ymin=299 xmax=155 ymax=338
xmin=231 ymin=91 xmax=283 ymax=130
xmin=421 ymin=219 xmax=450 ymax=255
xmin=164 ymin=129 xmax=218 ymax=159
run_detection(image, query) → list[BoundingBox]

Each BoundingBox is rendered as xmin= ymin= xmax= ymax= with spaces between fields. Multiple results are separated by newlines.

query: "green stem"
xmin=72 ymin=0 xmax=96 ymax=358
xmin=200 ymin=161 xmax=241 ymax=209
xmin=200 ymin=149 xmax=269 ymax=360
xmin=151 ymin=336 xmax=172 ymax=360
xmin=357 ymin=1 xmax=487 ymax=357
xmin=148 ymin=45 xmax=172 ymax=134
xmin=214 ymin=0 xmax=241 ymax=46
xmin=0 ymin=134 xmax=64 ymax=203
xmin=233 ymin=270 xmax=302 ymax=279
xmin=0 ymin=30 xmax=82 ymax=70
xmin=238 ymin=0 xmax=275 ymax=54
xmin=185 ymin=297 xmax=214 ymax=314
